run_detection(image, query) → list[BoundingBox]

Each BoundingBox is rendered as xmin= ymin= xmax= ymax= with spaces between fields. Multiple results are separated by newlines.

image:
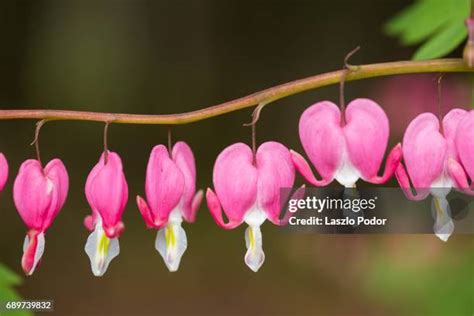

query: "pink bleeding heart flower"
xmin=13 ymin=159 xmax=69 ymax=275
xmin=291 ymin=98 xmax=402 ymax=188
xmin=206 ymin=141 xmax=302 ymax=272
xmin=396 ymin=109 xmax=468 ymax=241
xmin=447 ymin=110 xmax=474 ymax=195
xmin=137 ymin=142 xmax=203 ymax=272
xmin=0 ymin=153 xmax=8 ymax=192
xmin=84 ymin=151 xmax=128 ymax=276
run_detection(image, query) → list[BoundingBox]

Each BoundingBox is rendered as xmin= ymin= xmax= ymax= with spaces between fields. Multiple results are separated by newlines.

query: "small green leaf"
xmin=413 ymin=21 xmax=468 ymax=60
xmin=384 ymin=0 xmax=470 ymax=60
xmin=385 ymin=0 xmax=435 ymax=36
xmin=400 ymin=2 xmax=458 ymax=45
xmin=0 ymin=263 xmax=32 ymax=316
xmin=0 ymin=287 xmax=21 ymax=301
xmin=0 ymin=264 xmax=21 ymax=287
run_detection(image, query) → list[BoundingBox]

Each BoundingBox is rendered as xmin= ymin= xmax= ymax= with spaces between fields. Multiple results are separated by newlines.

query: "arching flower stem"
xmin=0 ymin=59 xmax=470 ymax=125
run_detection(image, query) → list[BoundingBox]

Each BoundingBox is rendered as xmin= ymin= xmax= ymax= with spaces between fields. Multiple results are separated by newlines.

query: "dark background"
xmin=0 ymin=1 xmax=472 ymax=315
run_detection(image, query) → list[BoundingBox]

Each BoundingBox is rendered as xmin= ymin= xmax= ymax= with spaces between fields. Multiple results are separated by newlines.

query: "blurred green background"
xmin=0 ymin=1 xmax=472 ymax=315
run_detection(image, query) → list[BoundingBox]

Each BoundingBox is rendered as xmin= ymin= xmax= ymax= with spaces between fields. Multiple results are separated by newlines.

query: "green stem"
xmin=0 ymin=58 xmax=471 ymax=125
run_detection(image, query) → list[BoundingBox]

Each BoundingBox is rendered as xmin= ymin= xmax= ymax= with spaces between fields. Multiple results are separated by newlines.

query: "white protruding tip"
xmin=84 ymin=223 xmax=120 ymax=277
xmin=22 ymin=232 xmax=45 ymax=276
xmin=432 ymin=196 xmax=454 ymax=242
xmin=155 ymin=223 xmax=187 ymax=272
xmin=244 ymin=225 xmax=265 ymax=272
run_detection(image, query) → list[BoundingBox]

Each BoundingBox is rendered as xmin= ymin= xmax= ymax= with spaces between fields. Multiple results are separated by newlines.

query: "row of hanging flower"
xmin=0 ymin=98 xmax=472 ymax=276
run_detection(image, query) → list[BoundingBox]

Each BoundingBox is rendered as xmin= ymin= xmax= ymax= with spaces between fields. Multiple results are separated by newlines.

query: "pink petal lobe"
xmin=83 ymin=215 xmax=95 ymax=232
xmin=395 ymin=163 xmax=430 ymax=201
xmin=184 ymin=190 xmax=203 ymax=223
xmin=443 ymin=108 xmax=467 ymax=160
xmin=299 ymin=101 xmax=343 ymax=181
xmin=42 ymin=159 xmax=69 ymax=230
xmin=455 ymin=111 xmax=474 ymax=181
xmin=402 ymin=113 xmax=446 ymax=188
xmin=448 ymin=158 xmax=474 ymax=195
xmin=290 ymin=150 xmax=332 ymax=186
xmin=212 ymin=143 xmax=257 ymax=223
xmin=105 ymin=221 xmax=124 ymax=238
xmin=145 ymin=145 xmax=184 ymax=225
xmin=206 ymin=188 xmax=242 ymax=229
xmin=85 ymin=154 xmax=103 ymax=207
xmin=366 ymin=143 xmax=402 ymax=184
xmin=443 ymin=108 xmax=467 ymax=141
xmin=344 ymin=98 xmax=389 ymax=179
xmin=268 ymin=185 xmax=305 ymax=226
xmin=137 ymin=195 xmax=162 ymax=228
xmin=171 ymin=142 xmax=201 ymax=221
xmin=256 ymin=142 xmax=295 ymax=223
xmin=0 ymin=153 xmax=8 ymax=192
xmin=13 ymin=160 xmax=53 ymax=231
xmin=84 ymin=156 xmax=103 ymax=229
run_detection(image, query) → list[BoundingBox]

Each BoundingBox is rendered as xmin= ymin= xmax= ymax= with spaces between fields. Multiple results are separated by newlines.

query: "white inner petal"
xmin=431 ymin=196 xmax=454 ymax=242
xmin=168 ymin=207 xmax=184 ymax=225
xmin=334 ymin=142 xmax=360 ymax=188
xmin=430 ymin=171 xmax=453 ymax=198
xmin=22 ymin=232 xmax=45 ymax=276
xmin=155 ymin=222 xmax=187 ymax=272
xmin=242 ymin=206 xmax=267 ymax=272
xmin=84 ymin=218 xmax=120 ymax=277
xmin=244 ymin=225 xmax=265 ymax=272
xmin=244 ymin=207 xmax=267 ymax=227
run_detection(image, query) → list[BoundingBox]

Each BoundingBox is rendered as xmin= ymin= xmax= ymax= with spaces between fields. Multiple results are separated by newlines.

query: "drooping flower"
xmin=0 ymin=153 xmax=8 ymax=192
xmin=13 ymin=159 xmax=69 ymax=275
xmin=137 ymin=142 xmax=202 ymax=272
xmin=447 ymin=110 xmax=474 ymax=194
xmin=395 ymin=109 xmax=468 ymax=241
xmin=84 ymin=151 xmax=128 ymax=276
xmin=206 ymin=141 xmax=302 ymax=272
xmin=291 ymin=98 xmax=402 ymax=188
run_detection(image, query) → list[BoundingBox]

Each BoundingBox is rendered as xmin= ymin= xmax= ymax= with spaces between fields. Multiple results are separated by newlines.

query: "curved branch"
xmin=0 ymin=58 xmax=472 ymax=125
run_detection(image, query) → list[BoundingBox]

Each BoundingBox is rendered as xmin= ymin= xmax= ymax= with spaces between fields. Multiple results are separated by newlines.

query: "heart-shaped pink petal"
xmin=344 ymin=98 xmax=389 ymax=180
xmin=255 ymin=142 xmax=295 ymax=224
xmin=299 ymin=101 xmax=344 ymax=182
xmin=455 ymin=110 xmax=474 ymax=180
xmin=209 ymin=143 xmax=258 ymax=227
xmin=402 ymin=113 xmax=446 ymax=188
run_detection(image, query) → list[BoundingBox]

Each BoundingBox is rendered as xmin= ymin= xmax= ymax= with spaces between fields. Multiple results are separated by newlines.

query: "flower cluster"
xmin=0 ymin=98 xmax=472 ymax=275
